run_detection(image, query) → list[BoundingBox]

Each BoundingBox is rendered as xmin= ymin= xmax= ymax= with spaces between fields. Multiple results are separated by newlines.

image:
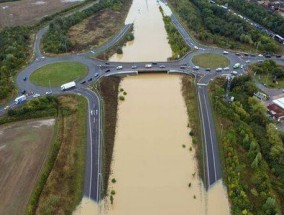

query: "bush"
xmin=116 ymin=46 xmax=123 ymax=54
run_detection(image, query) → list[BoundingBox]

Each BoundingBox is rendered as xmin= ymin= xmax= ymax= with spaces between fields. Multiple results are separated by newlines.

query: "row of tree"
xmin=0 ymin=26 xmax=31 ymax=101
xmin=162 ymin=14 xmax=189 ymax=59
xmin=42 ymin=0 xmax=126 ymax=53
xmin=168 ymin=0 xmax=280 ymax=52
xmin=210 ymin=75 xmax=284 ymax=214
xmin=218 ymin=0 xmax=284 ymax=38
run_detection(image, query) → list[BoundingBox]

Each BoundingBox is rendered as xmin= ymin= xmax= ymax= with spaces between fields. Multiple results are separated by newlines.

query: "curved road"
xmin=1 ymin=0 xmax=284 ymax=202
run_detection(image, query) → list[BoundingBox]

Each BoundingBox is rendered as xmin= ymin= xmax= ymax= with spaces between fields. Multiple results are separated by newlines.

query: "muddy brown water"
xmin=74 ymin=0 xmax=230 ymax=214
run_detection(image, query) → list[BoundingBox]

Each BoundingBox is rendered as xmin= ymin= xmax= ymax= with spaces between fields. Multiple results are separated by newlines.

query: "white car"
xmin=245 ymin=60 xmax=251 ymax=63
xmin=193 ymin=66 xmax=200 ymax=70
xmin=159 ymin=65 xmax=166 ymax=68
xmin=258 ymin=54 xmax=263 ymax=57
xmin=33 ymin=93 xmax=40 ymax=98
xmin=240 ymin=65 xmax=244 ymax=69
xmin=194 ymin=46 xmax=199 ymax=50
xmin=116 ymin=65 xmax=123 ymax=70
xmin=223 ymin=67 xmax=230 ymax=71
xmin=4 ymin=105 xmax=9 ymax=110
xmin=145 ymin=64 xmax=152 ymax=68
xmin=46 ymin=91 xmax=52 ymax=95
xmin=223 ymin=51 xmax=229 ymax=54
xmin=216 ymin=68 xmax=222 ymax=72
xmin=131 ymin=65 xmax=137 ymax=69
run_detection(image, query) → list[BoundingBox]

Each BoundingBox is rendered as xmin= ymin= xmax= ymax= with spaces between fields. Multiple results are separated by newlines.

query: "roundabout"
xmin=30 ymin=62 xmax=88 ymax=87
xmin=192 ymin=53 xmax=230 ymax=68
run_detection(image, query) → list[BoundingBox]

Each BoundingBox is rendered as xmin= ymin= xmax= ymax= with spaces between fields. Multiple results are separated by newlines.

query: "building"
xmin=267 ymin=103 xmax=284 ymax=121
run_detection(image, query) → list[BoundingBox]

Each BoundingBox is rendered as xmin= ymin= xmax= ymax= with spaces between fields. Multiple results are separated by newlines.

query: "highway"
xmin=1 ymin=0 xmax=284 ymax=201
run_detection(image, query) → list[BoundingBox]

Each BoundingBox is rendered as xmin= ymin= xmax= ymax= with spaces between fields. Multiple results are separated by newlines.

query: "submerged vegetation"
xmin=210 ymin=75 xmax=284 ymax=214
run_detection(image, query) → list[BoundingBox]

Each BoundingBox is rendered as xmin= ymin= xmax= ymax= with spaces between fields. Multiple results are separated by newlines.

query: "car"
xmin=94 ymin=73 xmax=99 ymax=77
xmin=205 ymin=68 xmax=211 ymax=71
xmin=240 ymin=65 xmax=244 ymax=69
xmin=250 ymin=54 xmax=256 ymax=57
xmin=21 ymin=90 xmax=26 ymax=95
xmin=131 ymin=65 xmax=137 ymax=69
xmin=4 ymin=105 xmax=9 ymax=110
xmin=235 ymin=53 xmax=241 ymax=56
xmin=33 ymin=93 xmax=40 ymax=98
xmin=276 ymin=55 xmax=282 ymax=58
xmin=258 ymin=60 xmax=264 ymax=63
xmin=81 ymin=80 xmax=86 ymax=84
xmin=46 ymin=91 xmax=52 ymax=95
xmin=152 ymin=62 xmax=157 ymax=65
xmin=194 ymin=46 xmax=199 ymax=50
xmin=224 ymin=67 xmax=230 ymax=71
xmin=180 ymin=65 xmax=186 ymax=69
xmin=193 ymin=66 xmax=199 ymax=70
xmin=258 ymin=54 xmax=263 ymax=57
xmin=88 ymin=77 xmax=93 ymax=82
xmin=223 ymin=51 xmax=229 ymax=54
xmin=216 ymin=68 xmax=222 ymax=72
xmin=116 ymin=65 xmax=123 ymax=70
xmin=245 ymin=60 xmax=251 ymax=63
xmin=244 ymin=53 xmax=249 ymax=56
xmin=23 ymin=77 xmax=27 ymax=81
xmin=264 ymin=54 xmax=272 ymax=58
xmin=159 ymin=65 xmax=165 ymax=68
xmin=105 ymin=69 xmax=111 ymax=73
xmin=105 ymin=62 xmax=110 ymax=65
xmin=145 ymin=64 xmax=152 ymax=68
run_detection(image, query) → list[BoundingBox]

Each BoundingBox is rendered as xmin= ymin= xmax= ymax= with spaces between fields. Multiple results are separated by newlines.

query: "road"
xmin=2 ymin=0 xmax=284 ymax=200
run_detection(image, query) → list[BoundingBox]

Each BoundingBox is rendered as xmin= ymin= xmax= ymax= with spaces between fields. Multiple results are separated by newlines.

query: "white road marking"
xmin=87 ymin=99 xmax=93 ymax=199
xmin=197 ymin=88 xmax=210 ymax=187
xmin=203 ymin=93 xmax=217 ymax=182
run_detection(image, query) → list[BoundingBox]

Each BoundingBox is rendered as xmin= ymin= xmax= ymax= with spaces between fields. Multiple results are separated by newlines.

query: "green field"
xmin=192 ymin=53 xmax=230 ymax=68
xmin=255 ymin=74 xmax=284 ymax=89
xmin=30 ymin=62 xmax=88 ymax=87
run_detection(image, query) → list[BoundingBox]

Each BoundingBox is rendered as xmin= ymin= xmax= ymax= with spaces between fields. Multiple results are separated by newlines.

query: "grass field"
xmin=255 ymin=73 xmax=284 ymax=89
xmin=68 ymin=5 xmax=131 ymax=52
xmin=35 ymin=95 xmax=87 ymax=214
xmin=30 ymin=62 xmax=88 ymax=87
xmin=0 ymin=0 xmax=77 ymax=29
xmin=192 ymin=53 xmax=230 ymax=68
xmin=0 ymin=119 xmax=55 ymax=215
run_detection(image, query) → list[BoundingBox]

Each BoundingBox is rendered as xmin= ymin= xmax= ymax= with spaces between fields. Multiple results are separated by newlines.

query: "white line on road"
xmin=198 ymin=88 xmax=210 ymax=187
xmin=87 ymin=97 xmax=93 ymax=199
xmin=203 ymin=93 xmax=218 ymax=182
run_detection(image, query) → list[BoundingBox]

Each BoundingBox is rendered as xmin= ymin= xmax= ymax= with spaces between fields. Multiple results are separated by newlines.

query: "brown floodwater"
xmin=109 ymin=0 xmax=172 ymax=62
xmin=74 ymin=0 xmax=231 ymax=214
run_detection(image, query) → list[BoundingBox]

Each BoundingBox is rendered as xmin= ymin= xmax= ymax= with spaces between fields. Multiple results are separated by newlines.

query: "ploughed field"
xmin=0 ymin=119 xmax=55 ymax=215
xmin=0 ymin=0 xmax=79 ymax=28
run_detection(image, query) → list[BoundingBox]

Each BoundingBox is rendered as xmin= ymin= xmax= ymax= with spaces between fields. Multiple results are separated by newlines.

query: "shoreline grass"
xmin=94 ymin=76 xmax=121 ymax=198
xmin=181 ymin=75 xmax=204 ymax=184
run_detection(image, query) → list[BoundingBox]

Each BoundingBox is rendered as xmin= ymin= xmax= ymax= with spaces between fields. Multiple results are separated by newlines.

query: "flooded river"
xmin=74 ymin=0 xmax=230 ymax=214
xmin=109 ymin=0 xmax=172 ymax=62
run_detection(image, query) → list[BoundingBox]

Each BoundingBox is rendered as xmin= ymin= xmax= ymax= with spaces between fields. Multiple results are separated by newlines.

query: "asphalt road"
xmin=2 ymin=0 xmax=284 ymax=199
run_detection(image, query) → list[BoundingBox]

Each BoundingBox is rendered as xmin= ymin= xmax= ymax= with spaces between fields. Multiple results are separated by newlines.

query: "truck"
xmin=233 ymin=63 xmax=240 ymax=69
xmin=15 ymin=95 xmax=27 ymax=104
xmin=61 ymin=81 xmax=76 ymax=91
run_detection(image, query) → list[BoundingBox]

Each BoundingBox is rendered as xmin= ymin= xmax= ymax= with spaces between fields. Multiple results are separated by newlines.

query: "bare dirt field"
xmin=0 ymin=0 xmax=82 ymax=28
xmin=0 ymin=119 xmax=55 ymax=215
